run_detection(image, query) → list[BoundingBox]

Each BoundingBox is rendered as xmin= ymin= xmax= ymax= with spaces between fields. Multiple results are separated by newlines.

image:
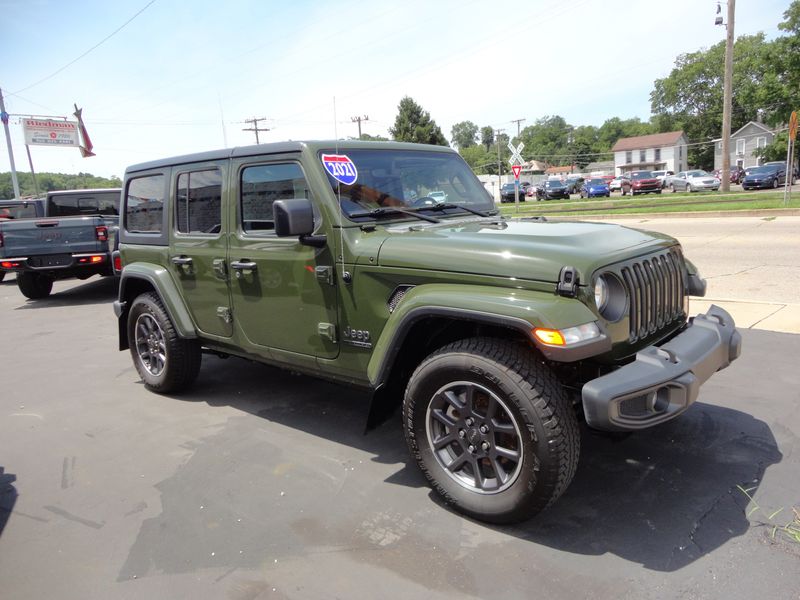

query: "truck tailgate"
xmin=0 ymin=216 xmax=105 ymax=258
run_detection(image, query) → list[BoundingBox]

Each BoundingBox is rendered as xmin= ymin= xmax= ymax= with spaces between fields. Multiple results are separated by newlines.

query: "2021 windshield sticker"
xmin=321 ymin=154 xmax=358 ymax=185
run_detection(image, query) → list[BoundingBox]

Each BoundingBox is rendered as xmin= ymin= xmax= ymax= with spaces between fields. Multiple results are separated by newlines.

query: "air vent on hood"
xmin=387 ymin=285 xmax=415 ymax=313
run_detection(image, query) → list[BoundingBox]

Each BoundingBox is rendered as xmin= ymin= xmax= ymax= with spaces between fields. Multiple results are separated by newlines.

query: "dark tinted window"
xmin=126 ymin=176 xmax=165 ymax=233
xmin=176 ymin=169 xmax=222 ymax=234
xmin=240 ymin=163 xmax=312 ymax=234
xmin=48 ymin=191 xmax=119 ymax=217
xmin=630 ymin=171 xmax=654 ymax=180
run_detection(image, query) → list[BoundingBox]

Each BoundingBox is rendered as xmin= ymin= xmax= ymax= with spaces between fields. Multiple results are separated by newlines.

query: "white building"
xmin=612 ymin=131 xmax=689 ymax=176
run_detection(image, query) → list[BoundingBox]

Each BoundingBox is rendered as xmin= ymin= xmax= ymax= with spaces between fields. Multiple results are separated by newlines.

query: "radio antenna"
xmin=333 ymin=96 xmax=346 ymax=282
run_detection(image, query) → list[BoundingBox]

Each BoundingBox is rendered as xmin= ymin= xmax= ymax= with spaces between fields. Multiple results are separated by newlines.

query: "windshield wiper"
xmin=348 ymin=206 xmax=441 ymax=223
xmin=421 ymin=202 xmax=494 ymax=217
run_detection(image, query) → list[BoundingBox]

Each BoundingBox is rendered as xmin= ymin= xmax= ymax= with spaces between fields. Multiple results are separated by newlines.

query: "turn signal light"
xmin=96 ymin=226 xmax=108 ymax=241
xmin=1 ymin=260 xmax=22 ymax=269
xmin=77 ymin=255 xmax=104 ymax=264
xmin=113 ymin=255 xmax=122 ymax=271
xmin=533 ymin=328 xmax=566 ymax=346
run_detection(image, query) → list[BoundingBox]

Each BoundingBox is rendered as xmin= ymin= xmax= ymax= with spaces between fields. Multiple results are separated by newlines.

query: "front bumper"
xmin=582 ymin=305 xmax=741 ymax=431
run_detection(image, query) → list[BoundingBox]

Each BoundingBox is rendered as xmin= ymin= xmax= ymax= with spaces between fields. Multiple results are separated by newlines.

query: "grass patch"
xmin=737 ymin=484 xmax=800 ymax=544
xmin=499 ymin=191 xmax=800 ymax=217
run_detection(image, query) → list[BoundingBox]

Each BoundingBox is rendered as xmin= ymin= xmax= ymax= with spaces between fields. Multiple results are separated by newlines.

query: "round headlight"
xmin=594 ymin=276 xmax=609 ymax=311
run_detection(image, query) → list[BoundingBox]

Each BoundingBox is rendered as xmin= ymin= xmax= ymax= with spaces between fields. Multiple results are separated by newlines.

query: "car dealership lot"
xmin=1 ymin=216 xmax=799 ymax=599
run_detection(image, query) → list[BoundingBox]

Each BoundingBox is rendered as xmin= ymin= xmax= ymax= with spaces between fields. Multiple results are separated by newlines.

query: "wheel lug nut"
xmin=458 ymin=429 xmax=466 ymax=439
xmin=479 ymin=425 xmax=488 ymax=434
xmin=467 ymin=445 xmax=475 ymax=453
xmin=481 ymin=442 xmax=490 ymax=452
xmin=465 ymin=418 xmax=474 ymax=426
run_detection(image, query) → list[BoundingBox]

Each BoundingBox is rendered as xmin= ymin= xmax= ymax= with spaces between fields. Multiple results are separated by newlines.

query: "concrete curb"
xmin=565 ymin=208 xmax=800 ymax=220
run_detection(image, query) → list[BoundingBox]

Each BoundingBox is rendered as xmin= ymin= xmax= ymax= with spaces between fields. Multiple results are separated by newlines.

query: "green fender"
xmin=117 ymin=262 xmax=197 ymax=339
xmin=366 ymin=283 xmax=600 ymax=385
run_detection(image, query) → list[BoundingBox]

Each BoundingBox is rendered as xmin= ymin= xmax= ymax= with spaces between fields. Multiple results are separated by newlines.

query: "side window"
xmin=625 ymin=151 xmax=632 ymax=164
xmin=175 ymin=169 xmax=222 ymax=235
xmin=240 ymin=163 xmax=312 ymax=234
xmin=639 ymin=149 xmax=646 ymax=162
xmin=736 ymin=138 xmax=746 ymax=154
xmin=654 ymin=148 xmax=661 ymax=161
xmin=126 ymin=175 xmax=165 ymax=234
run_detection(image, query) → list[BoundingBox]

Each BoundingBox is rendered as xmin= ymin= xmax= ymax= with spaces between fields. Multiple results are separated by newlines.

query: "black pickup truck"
xmin=0 ymin=189 xmax=120 ymax=298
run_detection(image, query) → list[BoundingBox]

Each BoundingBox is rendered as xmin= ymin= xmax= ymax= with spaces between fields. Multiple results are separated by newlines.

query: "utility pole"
xmin=719 ymin=0 xmax=735 ymax=192
xmin=351 ymin=115 xmax=369 ymax=139
xmin=0 ymin=88 xmax=21 ymax=200
xmin=242 ymin=117 xmax=270 ymax=144
xmin=496 ymin=128 xmax=505 ymax=202
xmin=511 ymin=118 xmax=525 ymax=139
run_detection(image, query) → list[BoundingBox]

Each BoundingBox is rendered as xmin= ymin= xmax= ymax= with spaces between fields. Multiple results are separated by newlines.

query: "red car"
xmin=629 ymin=170 xmax=662 ymax=196
xmin=712 ymin=166 xmax=746 ymax=184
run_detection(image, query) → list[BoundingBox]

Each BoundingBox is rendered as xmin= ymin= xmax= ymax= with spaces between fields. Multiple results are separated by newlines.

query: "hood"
xmin=377 ymin=218 xmax=676 ymax=284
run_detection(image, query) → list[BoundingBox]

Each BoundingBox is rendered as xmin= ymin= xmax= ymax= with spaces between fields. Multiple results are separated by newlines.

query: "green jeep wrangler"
xmin=114 ymin=141 xmax=741 ymax=523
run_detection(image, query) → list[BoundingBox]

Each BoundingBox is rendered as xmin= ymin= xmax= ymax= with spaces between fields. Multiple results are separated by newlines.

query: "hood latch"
xmin=556 ymin=266 xmax=579 ymax=298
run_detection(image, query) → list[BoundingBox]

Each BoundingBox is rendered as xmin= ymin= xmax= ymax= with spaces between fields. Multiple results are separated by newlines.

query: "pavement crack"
xmin=749 ymin=305 xmax=787 ymax=329
xmin=706 ymin=264 xmax=766 ymax=279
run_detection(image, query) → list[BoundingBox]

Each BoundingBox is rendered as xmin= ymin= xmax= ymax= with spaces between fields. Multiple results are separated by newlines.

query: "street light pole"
xmin=720 ymin=0 xmax=735 ymax=193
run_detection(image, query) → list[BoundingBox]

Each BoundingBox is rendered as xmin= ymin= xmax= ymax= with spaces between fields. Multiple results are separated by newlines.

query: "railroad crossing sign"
xmin=507 ymin=141 xmax=524 ymax=166
xmin=790 ymin=111 xmax=798 ymax=142
xmin=511 ymin=165 xmax=522 ymax=179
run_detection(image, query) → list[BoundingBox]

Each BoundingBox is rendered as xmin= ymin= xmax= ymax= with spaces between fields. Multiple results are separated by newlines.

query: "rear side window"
xmin=126 ymin=175 xmax=165 ymax=233
xmin=48 ymin=192 xmax=120 ymax=216
xmin=240 ymin=163 xmax=312 ymax=233
xmin=0 ymin=202 xmax=39 ymax=219
xmin=176 ymin=169 xmax=222 ymax=235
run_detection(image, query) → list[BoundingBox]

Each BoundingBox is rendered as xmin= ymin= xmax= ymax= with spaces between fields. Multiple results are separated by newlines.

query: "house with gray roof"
xmin=713 ymin=121 xmax=775 ymax=171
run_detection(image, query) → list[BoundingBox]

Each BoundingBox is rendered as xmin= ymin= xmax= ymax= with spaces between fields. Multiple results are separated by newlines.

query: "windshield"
xmin=501 ymin=184 xmax=515 ymax=191
xmin=687 ymin=170 xmax=708 ymax=177
xmin=630 ymin=171 xmax=653 ymax=180
xmin=747 ymin=166 xmax=775 ymax=174
xmin=321 ymin=149 xmax=494 ymax=219
xmin=587 ymin=178 xmax=606 ymax=186
xmin=546 ymin=180 xmax=565 ymax=188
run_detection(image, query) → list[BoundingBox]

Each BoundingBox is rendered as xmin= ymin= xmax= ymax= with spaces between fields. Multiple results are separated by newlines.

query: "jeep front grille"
xmin=618 ymin=247 xmax=686 ymax=342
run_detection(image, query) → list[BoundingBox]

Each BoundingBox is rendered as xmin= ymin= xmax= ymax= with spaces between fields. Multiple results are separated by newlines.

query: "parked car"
xmin=579 ymin=178 xmax=610 ymax=198
xmin=609 ymin=176 xmax=631 ymax=194
xmin=628 ymin=170 xmax=662 ymax=196
xmin=712 ymin=166 xmax=745 ymax=184
xmin=741 ymin=164 xmax=788 ymax=190
xmin=651 ymin=170 xmax=675 ymax=188
xmin=564 ymin=176 xmax=585 ymax=194
xmin=500 ymin=183 xmax=524 ymax=203
xmin=536 ymin=179 xmax=570 ymax=200
xmin=428 ymin=190 xmax=448 ymax=203
xmin=0 ymin=188 xmax=121 ymax=298
xmin=763 ymin=162 xmax=796 ymax=184
xmin=113 ymin=139 xmax=740 ymax=524
xmin=669 ymin=170 xmax=721 ymax=193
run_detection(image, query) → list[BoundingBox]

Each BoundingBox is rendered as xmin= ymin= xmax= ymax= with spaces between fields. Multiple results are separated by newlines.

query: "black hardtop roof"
xmin=124 ymin=140 xmax=457 ymax=174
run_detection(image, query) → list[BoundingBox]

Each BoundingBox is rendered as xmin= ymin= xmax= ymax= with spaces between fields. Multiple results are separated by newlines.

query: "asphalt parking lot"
xmin=1 ymin=219 xmax=799 ymax=599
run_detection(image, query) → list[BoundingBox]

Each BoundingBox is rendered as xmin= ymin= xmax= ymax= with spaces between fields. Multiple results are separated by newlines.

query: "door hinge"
xmin=318 ymin=322 xmax=337 ymax=343
xmin=217 ymin=307 xmax=232 ymax=324
xmin=212 ymin=258 xmax=228 ymax=280
xmin=315 ymin=265 xmax=335 ymax=286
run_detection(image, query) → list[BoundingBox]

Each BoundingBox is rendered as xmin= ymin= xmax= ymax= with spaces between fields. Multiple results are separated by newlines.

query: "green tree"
xmin=0 ymin=171 xmax=121 ymax=199
xmin=389 ymin=96 xmax=448 ymax=146
xmin=760 ymin=2 xmax=800 ymax=126
xmin=459 ymin=145 xmax=496 ymax=175
xmin=518 ymin=115 xmax=571 ymax=164
xmin=480 ymin=126 xmax=494 ymax=151
xmin=650 ymin=33 xmax=773 ymax=168
xmin=450 ymin=121 xmax=479 ymax=149
xmin=351 ymin=133 xmax=389 ymax=141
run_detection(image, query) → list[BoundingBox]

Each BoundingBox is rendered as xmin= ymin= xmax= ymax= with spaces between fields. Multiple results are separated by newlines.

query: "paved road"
xmin=1 ymin=223 xmax=799 ymax=599
xmin=604 ymin=215 xmax=800 ymax=333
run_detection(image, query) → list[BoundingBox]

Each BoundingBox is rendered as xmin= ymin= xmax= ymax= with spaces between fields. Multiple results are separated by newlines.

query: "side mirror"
xmin=273 ymin=198 xmax=326 ymax=247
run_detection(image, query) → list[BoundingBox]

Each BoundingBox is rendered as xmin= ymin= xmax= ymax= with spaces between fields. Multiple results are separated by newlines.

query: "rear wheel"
xmin=127 ymin=292 xmax=201 ymax=393
xmin=687 ymin=183 xmax=693 ymax=192
xmin=17 ymin=272 xmax=53 ymax=299
xmin=773 ymin=179 xmax=779 ymax=189
xmin=403 ymin=338 xmax=580 ymax=524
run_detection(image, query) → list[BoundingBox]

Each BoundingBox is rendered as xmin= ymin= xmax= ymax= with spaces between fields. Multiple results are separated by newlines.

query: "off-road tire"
xmin=403 ymin=337 xmax=580 ymax=524
xmin=127 ymin=292 xmax=201 ymax=393
xmin=17 ymin=272 xmax=53 ymax=299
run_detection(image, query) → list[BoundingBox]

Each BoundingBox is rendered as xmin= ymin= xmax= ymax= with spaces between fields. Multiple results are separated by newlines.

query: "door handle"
xmin=171 ymin=256 xmax=193 ymax=266
xmin=230 ymin=260 xmax=257 ymax=271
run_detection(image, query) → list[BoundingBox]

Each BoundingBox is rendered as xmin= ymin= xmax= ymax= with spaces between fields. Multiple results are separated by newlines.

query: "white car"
xmin=651 ymin=170 xmax=675 ymax=188
xmin=670 ymin=170 xmax=721 ymax=192
xmin=428 ymin=191 xmax=447 ymax=203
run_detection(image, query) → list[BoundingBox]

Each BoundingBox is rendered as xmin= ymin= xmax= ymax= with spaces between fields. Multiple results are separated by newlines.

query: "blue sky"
xmin=0 ymin=0 xmax=792 ymax=179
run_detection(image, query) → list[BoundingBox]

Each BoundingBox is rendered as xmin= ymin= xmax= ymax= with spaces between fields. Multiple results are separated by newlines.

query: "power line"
xmin=11 ymin=0 xmax=157 ymax=95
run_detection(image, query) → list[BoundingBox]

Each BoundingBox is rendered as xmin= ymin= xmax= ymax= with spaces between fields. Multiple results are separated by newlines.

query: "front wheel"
xmin=687 ymin=184 xmax=693 ymax=192
xmin=127 ymin=292 xmax=201 ymax=393
xmin=773 ymin=179 xmax=779 ymax=189
xmin=403 ymin=338 xmax=580 ymax=524
xmin=17 ymin=272 xmax=53 ymax=299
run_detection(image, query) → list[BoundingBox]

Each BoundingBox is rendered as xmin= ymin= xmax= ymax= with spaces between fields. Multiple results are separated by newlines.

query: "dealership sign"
xmin=22 ymin=119 xmax=80 ymax=147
